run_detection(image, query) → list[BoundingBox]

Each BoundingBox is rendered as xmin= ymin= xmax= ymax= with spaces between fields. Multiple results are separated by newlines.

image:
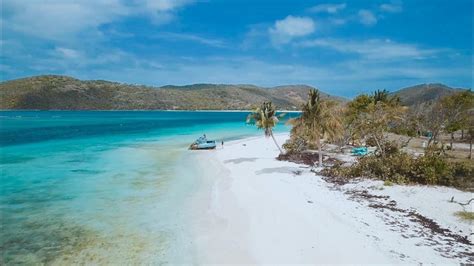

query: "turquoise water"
xmin=0 ymin=111 xmax=293 ymax=264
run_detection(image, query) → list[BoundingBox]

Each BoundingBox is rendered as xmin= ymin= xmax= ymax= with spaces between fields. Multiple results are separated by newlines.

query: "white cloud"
xmin=2 ymin=0 xmax=194 ymax=41
xmin=142 ymin=0 xmax=194 ymax=24
xmin=144 ymin=0 xmax=192 ymax=12
xmin=55 ymin=47 xmax=81 ymax=59
xmin=241 ymin=24 xmax=269 ymax=50
xmin=380 ymin=2 xmax=403 ymax=13
xmin=155 ymin=32 xmax=227 ymax=48
xmin=269 ymin=16 xmax=315 ymax=45
xmin=299 ymin=38 xmax=441 ymax=60
xmin=308 ymin=3 xmax=347 ymax=14
xmin=3 ymin=0 xmax=126 ymax=40
xmin=358 ymin=10 xmax=377 ymax=26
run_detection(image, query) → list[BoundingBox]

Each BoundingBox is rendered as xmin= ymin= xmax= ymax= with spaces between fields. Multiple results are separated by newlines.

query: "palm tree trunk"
xmin=450 ymin=132 xmax=454 ymax=150
xmin=270 ymin=131 xmax=284 ymax=154
xmin=317 ymin=137 xmax=322 ymax=167
xmin=470 ymin=138 xmax=472 ymax=159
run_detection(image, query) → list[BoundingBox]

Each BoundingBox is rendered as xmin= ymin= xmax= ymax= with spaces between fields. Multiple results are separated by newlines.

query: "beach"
xmin=190 ymin=133 xmax=473 ymax=264
xmin=1 ymin=111 xmax=472 ymax=264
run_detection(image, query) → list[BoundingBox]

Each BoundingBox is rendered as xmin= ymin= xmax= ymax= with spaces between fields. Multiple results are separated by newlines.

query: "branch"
xmin=450 ymin=197 xmax=474 ymax=211
xmin=400 ymin=136 xmax=413 ymax=148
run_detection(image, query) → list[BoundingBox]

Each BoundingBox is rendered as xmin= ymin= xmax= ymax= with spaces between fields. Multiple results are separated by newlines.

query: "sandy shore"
xmin=190 ymin=133 xmax=473 ymax=264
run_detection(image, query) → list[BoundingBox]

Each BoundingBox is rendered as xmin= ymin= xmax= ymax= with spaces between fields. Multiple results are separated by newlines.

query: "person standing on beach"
xmin=221 ymin=140 xmax=224 ymax=148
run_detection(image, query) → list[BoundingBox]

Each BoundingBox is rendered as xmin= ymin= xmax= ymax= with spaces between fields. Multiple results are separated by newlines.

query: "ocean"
xmin=0 ymin=111 xmax=293 ymax=264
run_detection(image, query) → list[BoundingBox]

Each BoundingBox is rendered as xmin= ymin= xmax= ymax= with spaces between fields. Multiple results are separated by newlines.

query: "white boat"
xmin=189 ymin=135 xmax=216 ymax=150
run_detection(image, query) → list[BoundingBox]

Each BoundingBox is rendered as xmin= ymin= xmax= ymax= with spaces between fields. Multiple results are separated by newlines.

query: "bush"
xmin=365 ymin=137 xmax=378 ymax=147
xmin=323 ymin=149 xmax=474 ymax=189
xmin=282 ymin=136 xmax=307 ymax=154
xmin=414 ymin=153 xmax=452 ymax=185
xmin=454 ymin=211 xmax=474 ymax=221
xmin=390 ymin=126 xmax=417 ymax=137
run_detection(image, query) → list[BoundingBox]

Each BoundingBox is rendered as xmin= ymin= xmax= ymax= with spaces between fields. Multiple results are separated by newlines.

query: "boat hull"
xmin=189 ymin=145 xmax=216 ymax=150
xmin=189 ymin=141 xmax=217 ymax=150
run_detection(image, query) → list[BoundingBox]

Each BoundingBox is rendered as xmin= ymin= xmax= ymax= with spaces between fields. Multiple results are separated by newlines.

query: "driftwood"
xmin=450 ymin=197 xmax=474 ymax=211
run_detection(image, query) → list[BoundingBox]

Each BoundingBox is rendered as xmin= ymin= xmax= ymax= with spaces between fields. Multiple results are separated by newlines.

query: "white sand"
xmin=190 ymin=133 xmax=473 ymax=264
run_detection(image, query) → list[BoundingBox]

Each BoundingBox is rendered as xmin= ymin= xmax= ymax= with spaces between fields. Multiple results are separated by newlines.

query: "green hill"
xmin=392 ymin=83 xmax=466 ymax=106
xmin=1 ymin=76 xmax=467 ymax=110
xmin=0 ymin=75 xmax=343 ymax=110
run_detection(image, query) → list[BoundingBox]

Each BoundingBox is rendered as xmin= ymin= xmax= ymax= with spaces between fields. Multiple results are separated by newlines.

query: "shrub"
xmin=323 ymin=149 xmax=474 ymax=189
xmin=282 ymin=136 xmax=307 ymax=154
xmin=454 ymin=211 xmax=474 ymax=221
xmin=414 ymin=153 xmax=452 ymax=185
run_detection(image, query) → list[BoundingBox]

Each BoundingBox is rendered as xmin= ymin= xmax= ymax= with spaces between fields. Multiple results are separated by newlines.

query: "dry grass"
xmin=454 ymin=211 xmax=474 ymax=222
xmin=386 ymin=132 xmax=472 ymax=161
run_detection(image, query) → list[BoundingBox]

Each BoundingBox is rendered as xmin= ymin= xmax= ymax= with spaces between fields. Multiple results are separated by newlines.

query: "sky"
xmin=1 ymin=0 xmax=472 ymax=97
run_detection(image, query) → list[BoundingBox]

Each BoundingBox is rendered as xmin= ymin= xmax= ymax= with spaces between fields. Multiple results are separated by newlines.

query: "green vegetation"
xmin=246 ymin=102 xmax=285 ymax=154
xmin=0 ymin=75 xmax=342 ymax=110
xmin=0 ymin=75 xmax=467 ymax=111
xmin=343 ymin=89 xmax=404 ymax=157
xmin=284 ymin=89 xmax=343 ymax=166
xmin=281 ymin=87 xmax=474 ymax=190
xmin=322 ymin=147 xmax=473 ymax=187
xmin=454 ymin=211 xmax=474 ymax=222
xmin=415 ymin=90 xmax=474 ymax=148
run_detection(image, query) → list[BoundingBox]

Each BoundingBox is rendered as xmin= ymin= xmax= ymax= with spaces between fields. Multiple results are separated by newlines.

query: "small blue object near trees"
xmin=351 ymin=147 xmax=368 ymax=156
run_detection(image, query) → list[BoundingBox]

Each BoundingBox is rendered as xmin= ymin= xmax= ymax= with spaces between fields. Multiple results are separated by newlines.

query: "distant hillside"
xmin=0 ymin=75 xmax=344 ymax=110
xmin=392 ymin=83 xmax=466 ymax=106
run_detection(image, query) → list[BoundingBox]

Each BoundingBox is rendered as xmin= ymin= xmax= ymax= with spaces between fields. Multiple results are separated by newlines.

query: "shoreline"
xmin=189 ymin=133 xmax=473 ymax=264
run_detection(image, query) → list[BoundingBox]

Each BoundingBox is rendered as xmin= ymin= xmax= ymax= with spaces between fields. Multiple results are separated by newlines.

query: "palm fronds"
xmin=247 ymin=101 xmax=284 ymax=153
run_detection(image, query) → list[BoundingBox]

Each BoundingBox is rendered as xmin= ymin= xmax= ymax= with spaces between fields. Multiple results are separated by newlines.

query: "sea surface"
xmin=0 ymin=111 xmax=293 ymax=264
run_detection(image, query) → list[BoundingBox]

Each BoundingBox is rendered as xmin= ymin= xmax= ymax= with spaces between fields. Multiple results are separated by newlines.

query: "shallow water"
xmin=0 ymin=111 xmax=293 ymax=264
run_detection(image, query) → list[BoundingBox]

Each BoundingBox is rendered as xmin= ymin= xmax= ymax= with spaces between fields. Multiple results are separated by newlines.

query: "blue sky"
xmin=1 ymin=0 xmax=472 ymax=97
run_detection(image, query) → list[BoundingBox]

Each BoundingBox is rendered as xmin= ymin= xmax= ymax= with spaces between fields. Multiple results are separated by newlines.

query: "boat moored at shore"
xmin=189 ymin=135 xmax=217 ymax=150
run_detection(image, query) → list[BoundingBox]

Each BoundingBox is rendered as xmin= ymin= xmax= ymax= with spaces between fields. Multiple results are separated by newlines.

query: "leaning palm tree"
xmin=246 ymin=101 xmax=284 ymax=154
xmin=301 ymin=89 xmax=343 ymax=167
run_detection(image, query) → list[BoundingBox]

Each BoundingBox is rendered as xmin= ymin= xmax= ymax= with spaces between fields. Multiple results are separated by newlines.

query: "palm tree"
xmin=373 ymin=89 xmax=400 ymax=106
xmin=301 ymin=89 xmax=343 ymax=167
xmin=373 ymin=89 xmax=390 ymax=103
xmin=246 ymin=101 xmax=284 ymax=154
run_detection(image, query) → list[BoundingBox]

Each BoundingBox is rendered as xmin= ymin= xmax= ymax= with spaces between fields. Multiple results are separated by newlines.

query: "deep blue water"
xmin=0 ymin=111 xmax=294 ymax=264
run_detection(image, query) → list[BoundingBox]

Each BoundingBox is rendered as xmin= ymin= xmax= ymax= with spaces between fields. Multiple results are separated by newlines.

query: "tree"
xmin=300 ymin=89 xmax=343 ymax=166
xmin=440 ymin=90 xmax=474 ymax=149
xmin=373 ymin=89 xmax=400 ymax=105
xmin=420 ymin=101 xmax=445 ymax=147
xmin=467 ymin=115 xmax=474 ymax=159
xmin=246 ymin=101 xmax=284 ymax=154
xmin=344 ymin=94 xmax=373 ymax=145
xmin=347 ymin=90 xmax=404 ymax=157
xmin=420 ymin=90 xmax=474 ymax=148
